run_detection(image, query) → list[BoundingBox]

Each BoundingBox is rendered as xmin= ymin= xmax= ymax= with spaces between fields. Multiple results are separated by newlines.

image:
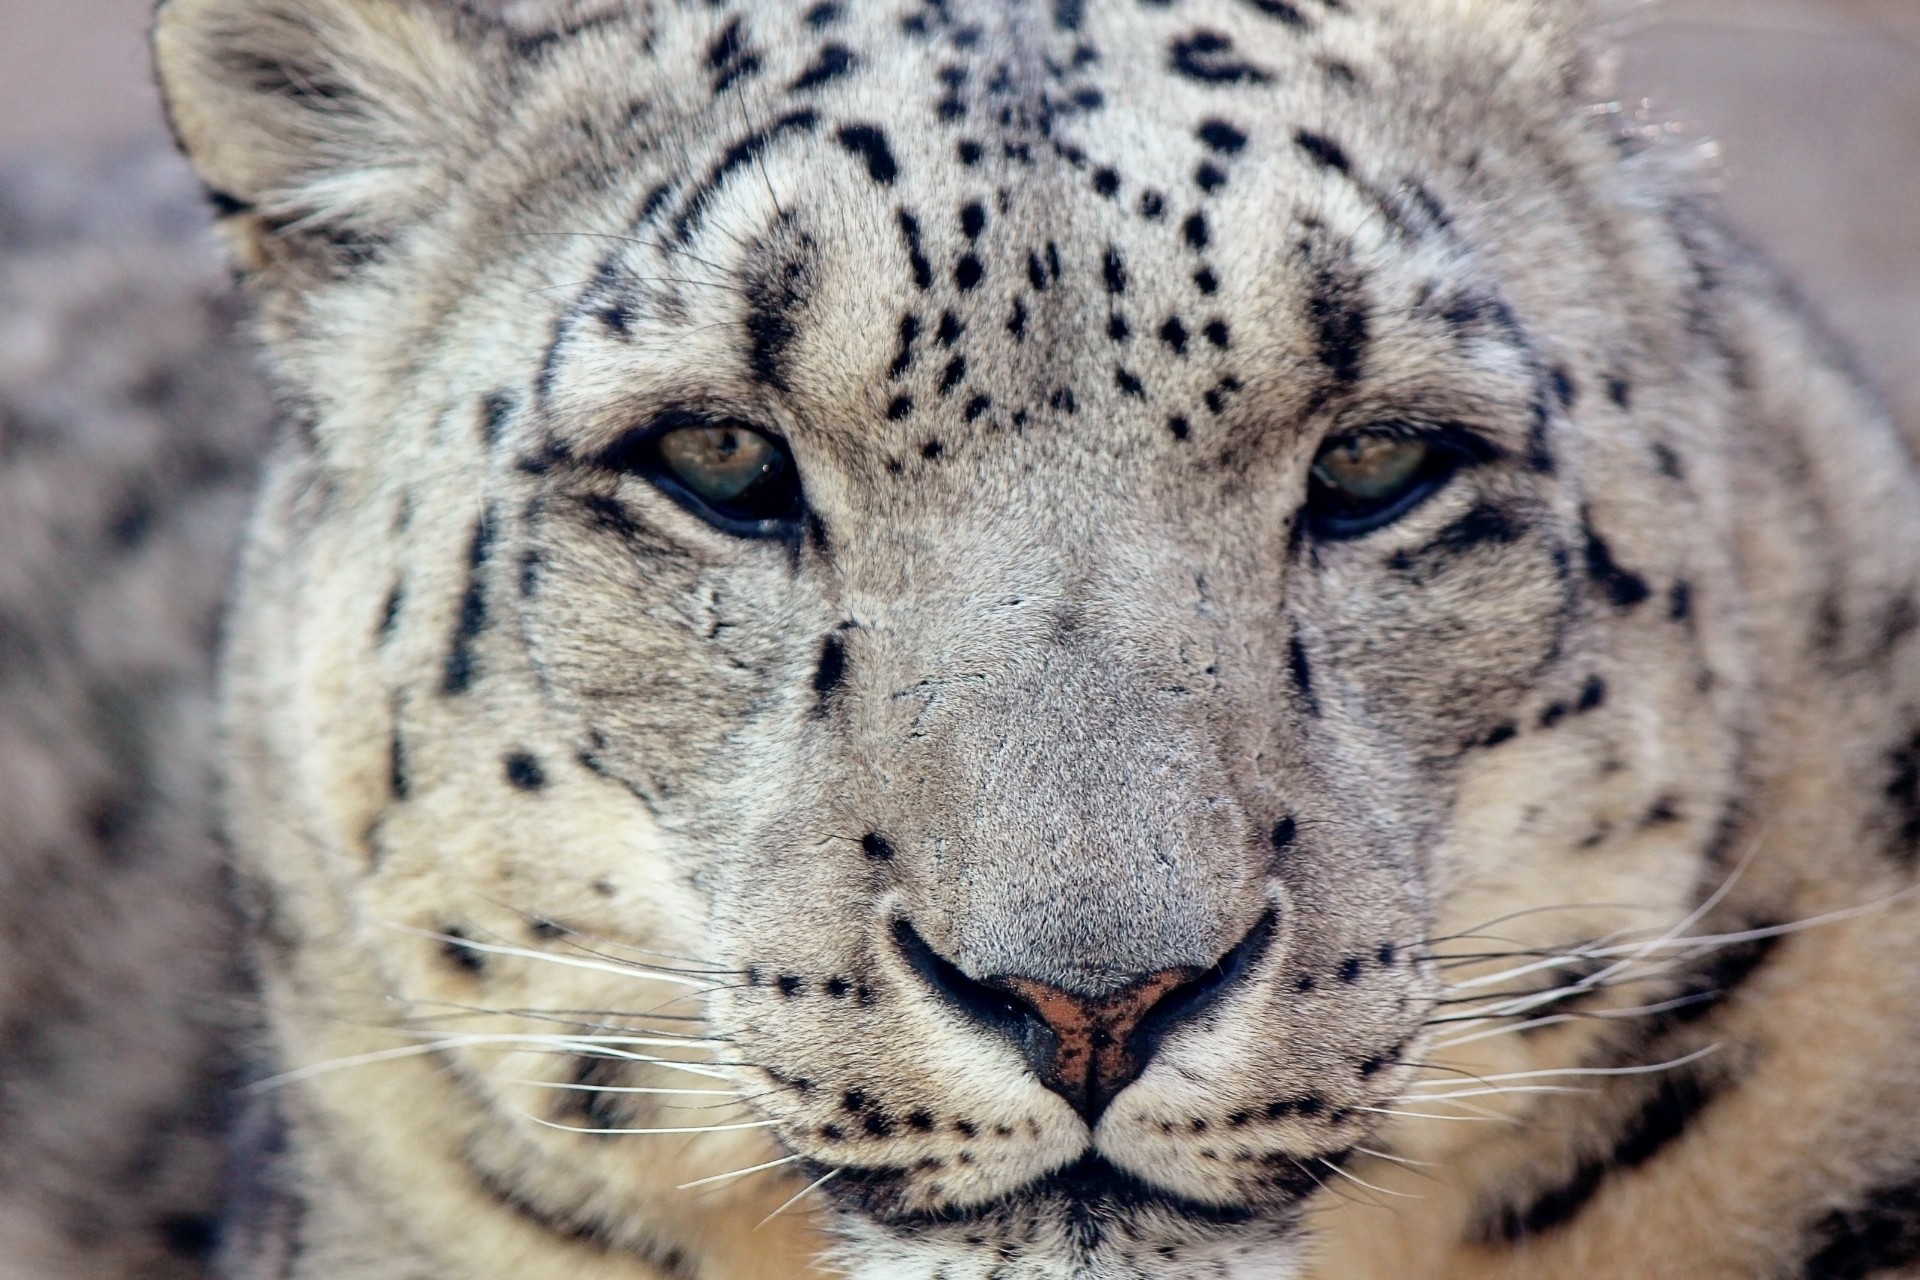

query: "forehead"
xmin=530 ymin=0 xmax=1551 ymax=487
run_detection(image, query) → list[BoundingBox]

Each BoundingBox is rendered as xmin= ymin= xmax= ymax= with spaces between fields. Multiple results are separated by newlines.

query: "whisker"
xmin=756 ymin=1169 xmax=841 ymax=1229
xmin=676 ymin=1153 xmax=803 ymax=1191
xmin=1320 ymin=1157 xmax=1421 ymax=1200
xmin=526 ymin=1114 xmax=778 ymax=1138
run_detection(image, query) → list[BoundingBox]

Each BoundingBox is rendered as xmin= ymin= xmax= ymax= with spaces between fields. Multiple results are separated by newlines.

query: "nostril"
xmin=892 ymin=918 xmax=1058 ymax=1068
xmin=1130 ymin=908 xmax=1278 ymax=1067
xmin=893 ymin=910 xmax=1278 ymax=1124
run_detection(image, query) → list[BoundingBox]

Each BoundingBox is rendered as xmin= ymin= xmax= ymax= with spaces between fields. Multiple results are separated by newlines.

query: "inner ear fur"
xmin=154 ymin=0 xmax=493 ymax=276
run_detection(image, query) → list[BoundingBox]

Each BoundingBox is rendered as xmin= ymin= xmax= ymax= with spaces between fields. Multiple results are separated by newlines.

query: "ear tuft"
xmin=154 ymin=0 xmax=491 ymax=276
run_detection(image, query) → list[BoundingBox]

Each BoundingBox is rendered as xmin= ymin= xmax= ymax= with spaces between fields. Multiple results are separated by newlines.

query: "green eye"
xmin=1305 ymin=430 xmax=1462 ymax=539
xmin=598 ymin=414 xmax=804 ymax=536
xmin=658 ymin=424 xmax=782 ymax=504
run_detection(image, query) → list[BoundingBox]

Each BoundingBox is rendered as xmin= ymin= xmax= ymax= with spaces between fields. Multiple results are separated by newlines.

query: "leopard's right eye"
xmin=599 ymin=413 xmax=805 ymax=537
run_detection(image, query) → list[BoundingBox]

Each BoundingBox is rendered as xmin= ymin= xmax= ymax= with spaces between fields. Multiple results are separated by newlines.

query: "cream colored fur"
xmin=131 ymin=0 xmax=1920 ymax=1276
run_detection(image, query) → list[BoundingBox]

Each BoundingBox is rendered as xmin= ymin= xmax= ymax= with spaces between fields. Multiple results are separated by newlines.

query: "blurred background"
xmin=0 ymin=0 xmax=1916 ymax=423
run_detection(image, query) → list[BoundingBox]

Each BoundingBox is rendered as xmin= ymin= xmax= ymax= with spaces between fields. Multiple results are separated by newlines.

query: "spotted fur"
xmin=10 ymin=0 xmax=1896 ymax=1277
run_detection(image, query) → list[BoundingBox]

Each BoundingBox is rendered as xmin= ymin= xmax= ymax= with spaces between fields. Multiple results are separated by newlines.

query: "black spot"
xmin=1577 ymin=675 xmax=1608 ymax=712
xmin=1203 ymin=319 xmax=1230 ymax=348
xmin=1583 ymin=517 xmax=1652 ymax=609
xmin=1103 ymin=245 xmax=1128 ymax=294
xmin=441 ymin=928 xmax=486 ymax=975
xmin=1551 ymin=365 xmax=1579 ymax=409
xmin=1288 ymin=634 xmax=1319 ymax=716
xmin=1140 ymin=190 xmax=1166 ymax=219
xmin=954 ymin=254 xmax=985 ymax=290
xmin=863 ymin=1112 xmax=896 ymax=1137
xmin=1238 ymin=0 xmax=1309 ymax=25
xmin=1194 ymin=267 xmax=1219 ymax=294
xmin=377 ymin=583 xmax=405 ymax=642
xmin=1008 ymin=299 xmax=1029 ymax=340
xmin=825 ymin=977 xmax=852 ymax=998
xmin=1669 ymin=580 xmax=1694 ymax=622
xmin=1608 ymin=376 xmax=1633 ymax=409
xmin=1115 ymin=366 xmax=1145 ymax=398
xmin=793 ymin=43 xmax=856 ymax=92
xmin=957 ymin=139 xmax=984 ymax=165
xmin=1644 ymin=795 xmax=1683 ymax=826
xmin=1093 ymin=167 xmax=1121 ymax=197
xmin=922 ymin=439 xmax=944 ymax=460
xmin=1168 ymin=415 xmax=1191 ymax=441
xmin=814 ymin=633 xmax=848 ymax=708
xmin=778 ymin=975 xmax=805 ymax=997
xmin=442 ymin=510 xmax=496 ymax=696
xmin=1294 ymin=129 xmax=1351 ymax=174
xmin=1652 ymin=442 xmax=1685 ymax=480
xmin=836 ymin=124 xmax=898 ymax=185
xmin=1481 ymin=722 xmax=1518 ymax=749
xmin=1170 ymin=30 xmax=1272 ymax=84
xmin=1307 ymin=266 xmax=1369 ymax=385
xmin=1203 ymin=375 xmax=1241 ymax=415
xmin=960 ymin=201 xmax=987 ymax=239
xmin=897 ymin=209 xmax=933 ymax=289
xmin=806 ymin=2 xmax=842 ymax=26
xmin=964 ymin=394 xmax=992 ymax=422
xmin=886 ymin=394 xmax=914 ymax=420
xmin=1887 ymin=729 xmax=1920 ymax=862
xmin=1539 ymin=702 xmax=1569 ymax=729
xmin=204 ymin=188 xmax=252 ymax=217
xmin=1159 ymin=316 xmax=1190 ymax=355
xmin=1801 ymin=1170 xmax=1920 ymax=1278
xmin=862 ymin=832 xmax=896 ymax=861
xmin=937 ymin=310 xmax=965 ymax=347
xmin=1194 ymin=161 xmax=1227 ymax=192
xmin=1050 ymin=386 xmax=1078 ymax=414
xmin=939 ymin=356 xmax=967 ymax=394
xmin=1107 ymin=312 xmax=1131 ymax=341
xmin=1270 ymin=816 xmax=1297 ymax=852
xmin=1197 ymin=120 xmax=1249 ymax=154
xmin=481 ymin=390 xmax=515 ymax=446
xmin=889 ymin=314 xmax=922 ymax=378
xmin=388 ymin=728 xmax=409 ymax=801
xmin=157 ymin=1213 xmax=219 ymax=1260
xmin=504 ymin=751 xmax=547 ymax=791
xmin=1182 ymin=212 xmax=1210 ymax=251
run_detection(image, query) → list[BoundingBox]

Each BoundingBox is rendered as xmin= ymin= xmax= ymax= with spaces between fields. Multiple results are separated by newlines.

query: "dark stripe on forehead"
xmin=1306 ymin=261 xmax=1370 ymax=386
xmin=671 ymin=109 xmax=819 ymax=246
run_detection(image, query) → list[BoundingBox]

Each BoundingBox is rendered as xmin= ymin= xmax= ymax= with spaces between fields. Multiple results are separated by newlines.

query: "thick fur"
xmin=0 ymin=146 xmax=271 ymax=1279
xmin=13 ymin=0 xmax=1915 ymax=1277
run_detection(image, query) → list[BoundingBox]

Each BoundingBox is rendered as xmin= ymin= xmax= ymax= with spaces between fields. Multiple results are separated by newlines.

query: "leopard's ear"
xmin=153 ymin=0 xmax=495 ymax=279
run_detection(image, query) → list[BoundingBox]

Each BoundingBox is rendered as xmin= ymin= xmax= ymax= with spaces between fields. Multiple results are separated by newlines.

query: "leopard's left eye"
xmin=1305 ymin=429 xmax=1467 ymax=539
xmin=599 ymin=413 xmax=805 ymax=536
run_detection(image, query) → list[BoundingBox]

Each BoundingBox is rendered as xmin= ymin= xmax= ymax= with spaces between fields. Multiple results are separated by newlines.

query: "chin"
xmin=821 ymin=1156 xmax=1313 ymax=1280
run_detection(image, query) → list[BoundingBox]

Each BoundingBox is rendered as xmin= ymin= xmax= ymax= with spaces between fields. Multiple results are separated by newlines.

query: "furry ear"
xmin=153 ymin=0 xmax=493 ymax=276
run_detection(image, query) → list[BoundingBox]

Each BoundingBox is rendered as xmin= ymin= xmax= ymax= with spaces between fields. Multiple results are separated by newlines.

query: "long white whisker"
xmin=756 ymin=1169 xmax=841 ymax=1229
xmin=381 ymin=923 xmax=720 ymax=989
xmin=1321 ymin=1158 xmax=1421 ymax=1200
xmin=503 ymin=1078 xmax=741 ymax=1097
xmin=526 ymin=1114 xmax=777 ymax=1137
xmin=677 ymin=1153 xmax=803 ymax=1190
xmin=1409 ymin=1045 xmax=1720 ymax=1091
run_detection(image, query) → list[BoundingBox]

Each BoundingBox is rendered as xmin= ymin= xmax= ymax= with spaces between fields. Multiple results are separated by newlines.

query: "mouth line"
xmin=807 ymin=1149 xmax=1340 ymax=1230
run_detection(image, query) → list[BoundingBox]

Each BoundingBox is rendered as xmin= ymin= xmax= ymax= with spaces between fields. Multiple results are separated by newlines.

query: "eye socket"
xmin=601 ymin=414 xmax=804 ymax=535
xmin=1305 ymin=428 xmax=1471 ymax=540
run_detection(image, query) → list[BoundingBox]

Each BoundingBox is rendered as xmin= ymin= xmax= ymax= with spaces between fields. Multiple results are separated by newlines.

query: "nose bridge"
xmin=899 ymin=616 xmax=1260 ymax=993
